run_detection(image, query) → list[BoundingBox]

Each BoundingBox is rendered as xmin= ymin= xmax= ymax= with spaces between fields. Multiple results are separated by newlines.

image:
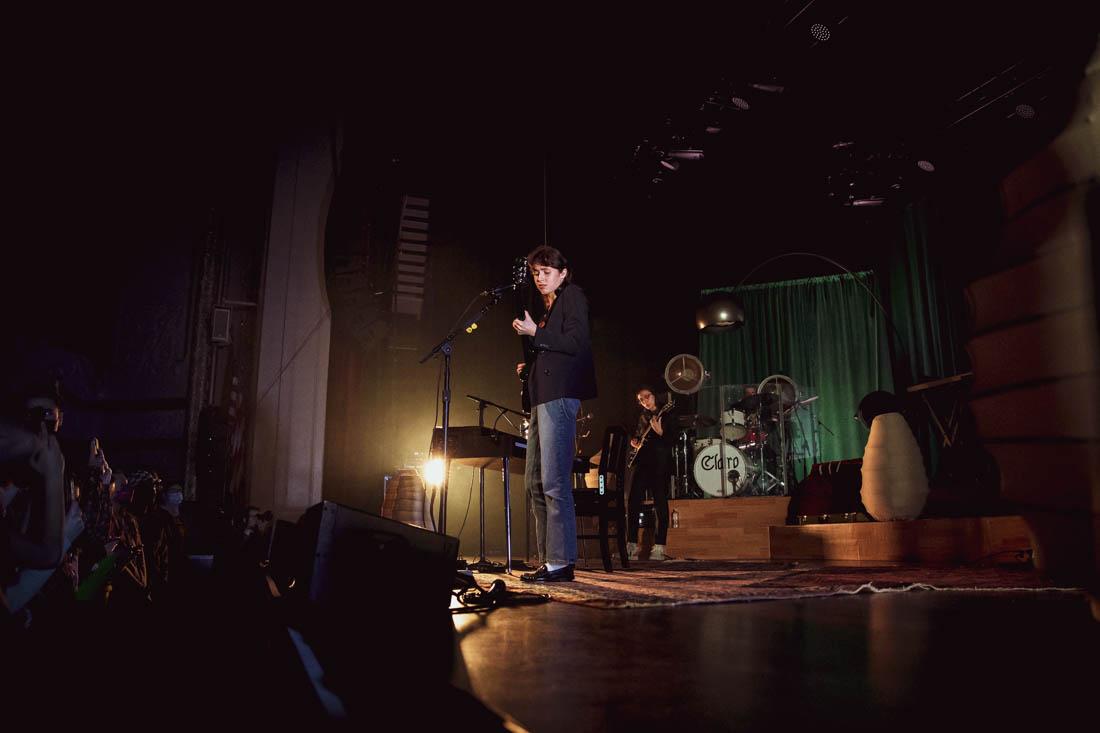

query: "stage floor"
xmin=453 ymin=563 xmax=1099 ymax=732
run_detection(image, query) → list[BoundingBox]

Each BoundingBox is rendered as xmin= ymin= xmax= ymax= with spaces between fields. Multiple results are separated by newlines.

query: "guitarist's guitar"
xmin=627 ymin=399 xmax=675 ymax=468
xmin=512 ymin=257 xmax=537 ymax=414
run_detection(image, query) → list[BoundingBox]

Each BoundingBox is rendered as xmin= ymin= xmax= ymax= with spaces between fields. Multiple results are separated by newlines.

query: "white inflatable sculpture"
xmin=860 ymin=412 xmax=929 ymax=521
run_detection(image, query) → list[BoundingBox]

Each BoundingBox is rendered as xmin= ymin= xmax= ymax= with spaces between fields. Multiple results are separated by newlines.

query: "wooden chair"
xmin=573 ymin=426 xmax=630 ymax=571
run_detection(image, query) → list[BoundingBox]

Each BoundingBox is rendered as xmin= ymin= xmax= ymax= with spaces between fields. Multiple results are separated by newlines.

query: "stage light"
xmin=669 ymin=149 xmax=705 ymax=161
xmin=810 ymin=23 xmax=831 ymax=42
xmin=749 ymin=83 xmax=785 ymax=94
xmin=916 ymin=160 xmax=936 ymax=173
xmin=1013 ymin=103 xmax=1036 ymax=119
xmin=660 ymin=158 xmax=680 ymax=171
xmin=729 ymin=96 xmax=750 ymax=111
xmin=423 ymin=458 xmax=446 ymax=487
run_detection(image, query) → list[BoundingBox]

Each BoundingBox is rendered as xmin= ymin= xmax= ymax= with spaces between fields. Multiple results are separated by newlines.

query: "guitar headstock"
xmin=512 ymin=256 xmax=530 ymax=289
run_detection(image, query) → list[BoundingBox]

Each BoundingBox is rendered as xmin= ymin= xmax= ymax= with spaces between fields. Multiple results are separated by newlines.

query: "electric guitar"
xmin=626 ymin=399 xmax=675 ymax=468
xmin=512 ymin=257 xmax=536 ymax=414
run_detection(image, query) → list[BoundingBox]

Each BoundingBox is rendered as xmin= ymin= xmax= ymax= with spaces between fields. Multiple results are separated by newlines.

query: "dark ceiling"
xmin=6 ymin=1 xmax=1097 ymax=365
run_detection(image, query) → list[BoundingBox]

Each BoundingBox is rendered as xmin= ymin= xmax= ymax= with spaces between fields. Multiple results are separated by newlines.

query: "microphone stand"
xmin=420 ymin=291 xmax=506 ymax=536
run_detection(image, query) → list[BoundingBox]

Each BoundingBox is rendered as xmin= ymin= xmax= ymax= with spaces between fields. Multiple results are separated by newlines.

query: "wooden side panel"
xmin=768 ymin=516 xmax=1032 ymax=563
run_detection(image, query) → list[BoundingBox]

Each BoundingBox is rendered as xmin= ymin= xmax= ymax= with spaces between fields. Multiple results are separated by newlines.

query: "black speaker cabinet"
xmin=274 ymin=501 xmax=460 ymax=706
xmin=296 ymin=500 xmax=459 ymax=612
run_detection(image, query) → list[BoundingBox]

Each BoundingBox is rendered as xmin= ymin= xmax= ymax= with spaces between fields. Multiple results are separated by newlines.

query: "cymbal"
xmin=677 ymin=414 xmax=717 ymax=429
xmin=732 ymin=393 xmax=778 ymax=411
xmin=759 ymin=379 xmax=798 ymax=406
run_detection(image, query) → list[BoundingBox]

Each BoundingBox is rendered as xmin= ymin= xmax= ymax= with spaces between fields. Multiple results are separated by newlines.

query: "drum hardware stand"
xmin=674 ymin=430 xmax=691 ymax=498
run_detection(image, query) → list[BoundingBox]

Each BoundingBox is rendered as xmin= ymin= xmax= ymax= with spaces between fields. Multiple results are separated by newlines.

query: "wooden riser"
xmin=769 ymin=515 xmax=1032 ymax=563
xmin=665 ymin=497 xmax=790 ymax=560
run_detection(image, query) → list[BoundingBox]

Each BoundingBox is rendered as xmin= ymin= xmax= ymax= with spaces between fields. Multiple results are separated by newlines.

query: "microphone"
xmin=480 ymin=283 xmax=514 ymax=297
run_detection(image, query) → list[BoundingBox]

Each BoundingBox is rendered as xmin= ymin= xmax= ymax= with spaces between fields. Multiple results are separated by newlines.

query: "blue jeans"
xmin=525 ymin=397 xmax=580 ymax=566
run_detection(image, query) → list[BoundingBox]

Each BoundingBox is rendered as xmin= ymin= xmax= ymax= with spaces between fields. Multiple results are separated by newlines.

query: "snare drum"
xmin=692 ymin=439 xmax=754 ymax=497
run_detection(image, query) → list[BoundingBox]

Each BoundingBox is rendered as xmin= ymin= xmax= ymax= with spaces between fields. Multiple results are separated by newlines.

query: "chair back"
xmin=597 ymin=426 xmax=629 ymax=494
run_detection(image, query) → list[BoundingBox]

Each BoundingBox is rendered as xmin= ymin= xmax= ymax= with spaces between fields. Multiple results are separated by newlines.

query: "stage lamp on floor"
xmin=423 ymin=458 xmax=446 ymax=487
xmin=696 ymin=292 xmax=745 ymax=332
xmin=857 ymin=390 xmax=929 ymax=521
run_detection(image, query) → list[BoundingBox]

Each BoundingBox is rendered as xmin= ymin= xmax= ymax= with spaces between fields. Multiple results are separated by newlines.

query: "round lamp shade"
xmin=696 ymin=293 xmax=745 ymax=332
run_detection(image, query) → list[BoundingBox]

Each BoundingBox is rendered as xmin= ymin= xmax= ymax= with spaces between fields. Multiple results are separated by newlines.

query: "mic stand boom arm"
xmin=419 ymin=292 xmax=504 ymax=535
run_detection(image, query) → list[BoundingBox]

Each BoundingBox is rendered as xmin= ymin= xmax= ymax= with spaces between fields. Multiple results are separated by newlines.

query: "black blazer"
xmin=528 ymin=283 xmax=598 ymax=407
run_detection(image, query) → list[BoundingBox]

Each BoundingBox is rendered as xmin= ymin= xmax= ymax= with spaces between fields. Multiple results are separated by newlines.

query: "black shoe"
xmin=520 ymin=564 xmax=575 ymax=582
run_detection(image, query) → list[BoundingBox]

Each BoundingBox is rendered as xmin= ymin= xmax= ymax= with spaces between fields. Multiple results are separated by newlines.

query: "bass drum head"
xmin=692 ymin=441 xmax=754 ymax=497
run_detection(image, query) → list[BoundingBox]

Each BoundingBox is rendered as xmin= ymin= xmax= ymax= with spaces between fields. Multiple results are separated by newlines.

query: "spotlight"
xmin=696 ymin=293 xmax=745 ymax=332
xmin=729 ymin=96 xmax=750 ymax=111
xmin=916 ymin=160 xmax=936 ymax=173
xmin=810 ymin=23 xmax=831 ymax=42
xmin=423 ymin=458 xmax=446 ymax=487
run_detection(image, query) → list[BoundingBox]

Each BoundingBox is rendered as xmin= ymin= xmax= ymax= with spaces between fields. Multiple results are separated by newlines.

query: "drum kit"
xmin=667 ymin=365 xmax=818 ymax=498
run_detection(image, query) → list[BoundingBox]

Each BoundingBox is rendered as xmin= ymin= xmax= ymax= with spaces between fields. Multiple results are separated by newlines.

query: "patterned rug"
xmin=488 ymin=559 xmax=1081 ymax=609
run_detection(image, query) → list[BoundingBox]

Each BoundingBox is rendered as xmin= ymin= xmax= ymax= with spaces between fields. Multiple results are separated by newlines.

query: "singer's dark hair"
xmin=526 ymin=245 xmax=572 ymax=283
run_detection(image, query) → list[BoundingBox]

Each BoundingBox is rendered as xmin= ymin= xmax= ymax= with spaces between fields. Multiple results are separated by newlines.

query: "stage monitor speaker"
xmin=295 ymin=500 xmax=458 ymax=611
xmin=276 ymin=501 xmax=460 ymax=706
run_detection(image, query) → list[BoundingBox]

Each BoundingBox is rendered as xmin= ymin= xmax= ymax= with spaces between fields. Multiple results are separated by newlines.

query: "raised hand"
xmin=30 ymin=428 xmax=64 ymax=478
xmin=512 ymin=310 xmax=537 ymax=337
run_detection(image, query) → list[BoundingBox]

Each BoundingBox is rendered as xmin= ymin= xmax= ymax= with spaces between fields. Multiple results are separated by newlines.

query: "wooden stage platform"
xmin=654 ymin=496 xmax=1032 ymax=563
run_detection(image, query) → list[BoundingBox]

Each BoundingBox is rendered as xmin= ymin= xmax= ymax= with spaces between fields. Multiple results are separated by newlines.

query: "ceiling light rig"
xmin=825 ymin=139 xmax=938 ymax=208
xmin=1010 ymin=102 xmax=1038 ymax=120
xmin=632 ymin=116 xmax=710 ymax=187
xmin=778 ymin=0 xmax=852 ymax=52
xmin=948 ymin=59 xmax=1056 ymax=130
xmin=633 ymin=74 xmax=789 ymax=188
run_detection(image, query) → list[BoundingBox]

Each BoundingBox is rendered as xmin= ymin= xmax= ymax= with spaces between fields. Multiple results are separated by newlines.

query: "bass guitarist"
xmin=627 ymin=386 xmax=676 ymax=561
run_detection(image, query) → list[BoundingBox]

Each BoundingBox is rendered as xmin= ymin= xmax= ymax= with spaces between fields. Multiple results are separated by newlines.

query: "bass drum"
xmin=692 ymin=439 xmax=755 ymax=497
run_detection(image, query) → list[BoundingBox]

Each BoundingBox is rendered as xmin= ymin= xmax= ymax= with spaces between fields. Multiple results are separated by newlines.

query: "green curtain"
xmin=887 ymin=200 xmax=970 ymax=385
xmin=883 ymin=200 xmax=972 ymax=477
xmin=699 ymin=272 xmax=894 ymax=479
